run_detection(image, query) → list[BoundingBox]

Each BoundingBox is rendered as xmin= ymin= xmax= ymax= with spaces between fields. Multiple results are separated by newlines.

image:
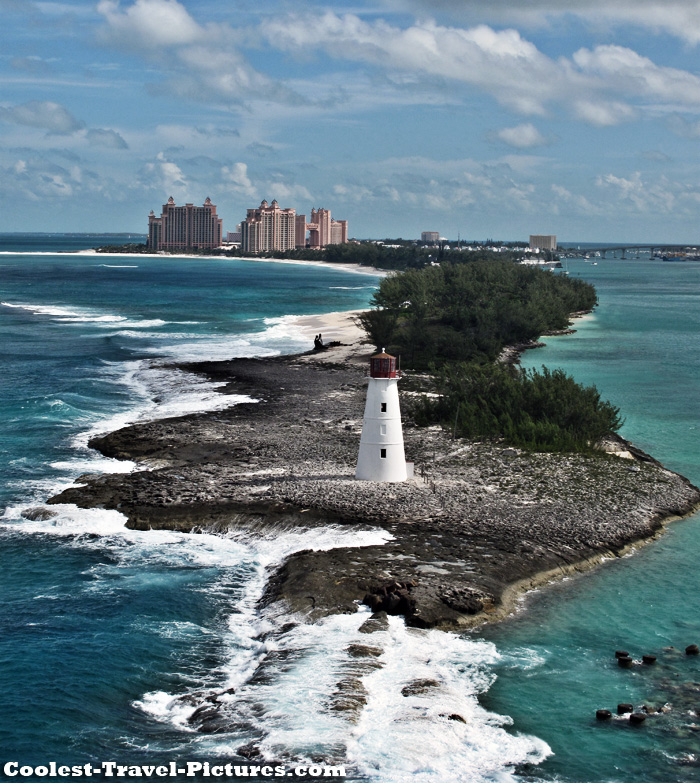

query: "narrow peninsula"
xmin=47 ymin=309 xmax=700 ymax=631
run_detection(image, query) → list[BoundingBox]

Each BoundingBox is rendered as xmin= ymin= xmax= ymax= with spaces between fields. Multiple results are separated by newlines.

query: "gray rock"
xmin=45 ymin=353 xmax=700 ymax=632
xmin=21 ymin=506 xmax=58 ymax=521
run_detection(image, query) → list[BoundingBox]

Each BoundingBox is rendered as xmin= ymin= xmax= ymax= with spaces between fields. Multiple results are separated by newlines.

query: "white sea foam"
xmin=126 ymin=520 xmax=551 ymax=782
xmin=329 ymin=285 xmax=377 ymax=290
xmin=1 ymin=301 xmax=167 ymax=328
xmin=350 ymin=618 xmax=551 ymax=782
xmin=135 ymin=526 xmax=393 ymax=721
xmin=204 ymin=610 xmax=549 ymax=781
xmin=497 ymin=646 xmax=549 ymax=672
xmin=49 ymin=457 xmax=137 ymax=475
xmin=131 ymin=316 xmax=310 ymax=363
xmin=1 ymin=503 xmax=131 ymax=537
xmin=63 ymin=361 xmax=253 ymax=452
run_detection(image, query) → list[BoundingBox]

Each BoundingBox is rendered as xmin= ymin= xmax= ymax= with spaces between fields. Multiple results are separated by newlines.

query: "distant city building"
xmin=331 ymin=219 xmax=348 ymax=245
xmin=295 ymin=214 xmax=308 ymax=248
xmin=226 ymin=228 xmax=242 ymax=244
xmin=529 ymin=234 xmax=557 ymax=251
xmin=305 ymin=209 xmax=348 ymax=249
xmin=241 ymin=200 xmax=296 ymax=253
xmin=421 ymin=231 xmax=440 ymax=244
xmin=243 ymin=202 xmax=349 ymax=251
xmin=147 ymin=197 xmax=222 ymax=251
xmin=309 ymin=208 xmax=332 ymax=249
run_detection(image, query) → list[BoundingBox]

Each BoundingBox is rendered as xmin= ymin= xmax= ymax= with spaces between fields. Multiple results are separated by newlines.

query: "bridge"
xmin=561 ymin=244 xmax=695 ymax=259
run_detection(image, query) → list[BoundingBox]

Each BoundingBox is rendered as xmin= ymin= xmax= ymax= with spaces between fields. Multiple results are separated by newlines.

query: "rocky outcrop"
xmin=47 ymin=351 xmax=700 ymax=630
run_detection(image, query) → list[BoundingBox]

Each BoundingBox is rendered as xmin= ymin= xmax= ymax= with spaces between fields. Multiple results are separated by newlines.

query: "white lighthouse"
xmin=355 ymin=350 xmax=407 ymax=482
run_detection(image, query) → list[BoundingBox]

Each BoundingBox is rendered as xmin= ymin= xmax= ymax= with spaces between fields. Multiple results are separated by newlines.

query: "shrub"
xmin=413 ymin=362 xmax=623 ymax=452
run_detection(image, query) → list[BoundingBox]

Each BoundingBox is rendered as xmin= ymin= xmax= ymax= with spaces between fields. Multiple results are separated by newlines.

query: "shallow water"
xmin=480 ymin=258 xmax=700 ymax=783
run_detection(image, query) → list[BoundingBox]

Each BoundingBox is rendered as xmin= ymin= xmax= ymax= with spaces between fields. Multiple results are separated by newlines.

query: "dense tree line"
xmin=95 ymin=243 xmax=150 ymax=253
xmin=358 ymin=259 xmax=597 ymax=368
xmin=227 ymin=243 xmax=527 ymax=270
xmin=412 ymin=362 xmax=622 ymax=452
xmin=357 ymin=258 xmax=621 ymax=451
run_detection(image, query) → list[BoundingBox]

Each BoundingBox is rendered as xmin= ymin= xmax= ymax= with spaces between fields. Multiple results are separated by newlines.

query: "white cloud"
xmin=261 ymin=12 xmax=700 ymax=123
xmin=573 ymin=100 xmax=638 ymax=127
xmin=596 ymin=171 xmax=676 ymax=213
xmin=496 ymin=123 xmax=548 ymax=148
xmin=97 ymin=0 xmax=205 ymax=48
xmin=97 ymin=0 xmax=297 ymax=106
xmin=162 ymin=44 xmax=288 ymax=104
xmin=392 ymin=0 xmax=700 ymax=44
xmin=265 ymin=181 xmax=314 ymax=203
xmin=0 ymin=101 xmax=84 ymax=134
xmin=1 ymin=157 xmax=82 ymax=200
xmin=221 ymin=162 xmax=255 ymax=196
xmin=573 ymin=45 xmax=700 ymax=105
xmin=141 ymin=152 xmax=188 ymax=197
xmin=263 ymin=14 xmax=576 ymax=116
xmin=551 ymin=184 xmax=603 ymax=216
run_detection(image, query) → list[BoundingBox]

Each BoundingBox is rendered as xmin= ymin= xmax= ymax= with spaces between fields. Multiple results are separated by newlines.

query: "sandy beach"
xmin=287 ymin=309 xmax=373 ymax=365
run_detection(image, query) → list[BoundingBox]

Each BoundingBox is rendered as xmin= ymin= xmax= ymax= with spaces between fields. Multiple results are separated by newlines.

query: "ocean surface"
xmin=0 ymin=236 xmax=699 ymax=782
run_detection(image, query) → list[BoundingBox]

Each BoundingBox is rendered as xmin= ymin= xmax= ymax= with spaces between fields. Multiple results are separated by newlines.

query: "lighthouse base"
xmin=355 ymin=446 xmax=408 ymax=482
xmin=355 ymin=466 xmax=408 ymax=482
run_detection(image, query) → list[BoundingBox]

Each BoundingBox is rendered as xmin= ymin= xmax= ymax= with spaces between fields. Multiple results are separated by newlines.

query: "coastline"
xmin=44 ymin=312 xmax=700 ymax=634
xmin=70 ymin=248 xmax=389 ymax=279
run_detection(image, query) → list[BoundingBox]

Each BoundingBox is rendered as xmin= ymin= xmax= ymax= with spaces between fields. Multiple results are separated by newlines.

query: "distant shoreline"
xmin=3 ymin=247 xmax=388 ymax=278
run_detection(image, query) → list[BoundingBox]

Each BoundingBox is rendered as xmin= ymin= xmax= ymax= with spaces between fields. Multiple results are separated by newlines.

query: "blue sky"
xmin=2 ymin=0 xmax=700 ymax=242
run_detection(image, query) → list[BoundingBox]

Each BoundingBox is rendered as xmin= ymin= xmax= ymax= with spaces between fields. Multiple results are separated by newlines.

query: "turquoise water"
xmin=0 ymin=236 xmax=395 ymax=776
xmin=480 ymin=258 xmax=700 ymax=782
xmin=1 ymin=238 xmax=550 ymax=782
xmin=2 ymin=242 xmax=699 ymax=781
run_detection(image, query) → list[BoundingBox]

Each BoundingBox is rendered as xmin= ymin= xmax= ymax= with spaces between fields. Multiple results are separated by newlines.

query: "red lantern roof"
xmin=369 ymin=350 xmax=399 ymax=378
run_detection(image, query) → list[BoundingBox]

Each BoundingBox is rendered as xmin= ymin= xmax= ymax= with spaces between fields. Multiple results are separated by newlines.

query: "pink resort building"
xmin=242 ymin=201 xmax=349 ymax=252
xmin=240 ymin=200 xmax=297 ymax=253
xmin=148 ymin=197 xmax=223 ymax=251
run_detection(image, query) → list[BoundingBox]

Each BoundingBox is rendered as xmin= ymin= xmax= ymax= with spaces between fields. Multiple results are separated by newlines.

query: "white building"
xmin=355 ymin=351 xmax=407 ymax=482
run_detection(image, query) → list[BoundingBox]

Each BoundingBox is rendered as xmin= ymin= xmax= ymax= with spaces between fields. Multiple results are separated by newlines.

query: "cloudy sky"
xmin=3 ymin=0 xmax=700 ymax=241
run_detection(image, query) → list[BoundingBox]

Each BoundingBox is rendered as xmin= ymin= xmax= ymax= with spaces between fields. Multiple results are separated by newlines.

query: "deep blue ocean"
xmin=1 ymin=236 xmax=699 ymax=782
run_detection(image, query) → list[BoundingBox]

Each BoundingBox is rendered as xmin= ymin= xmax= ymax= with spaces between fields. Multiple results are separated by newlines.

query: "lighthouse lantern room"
xmin=355 ymin=350 xmax=408 ymax=482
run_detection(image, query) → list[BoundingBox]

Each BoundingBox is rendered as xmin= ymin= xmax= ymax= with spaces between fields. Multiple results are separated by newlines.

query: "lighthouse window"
xmin=380 ymin=448 xmax=387 ymax=459
xmin=380 ymin=424 xmax=387 ymax=435
xmin=380 ymin=403 xmax=387 ymax=412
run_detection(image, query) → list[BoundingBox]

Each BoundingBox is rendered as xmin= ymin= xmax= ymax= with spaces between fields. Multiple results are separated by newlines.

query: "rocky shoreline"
xmin=45 ymin=336 xmax=700 ymax=631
